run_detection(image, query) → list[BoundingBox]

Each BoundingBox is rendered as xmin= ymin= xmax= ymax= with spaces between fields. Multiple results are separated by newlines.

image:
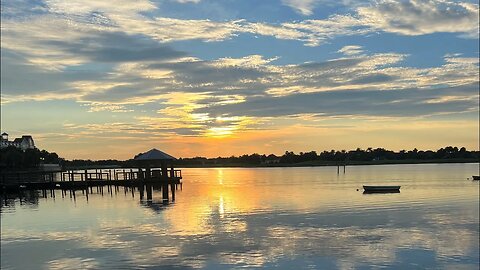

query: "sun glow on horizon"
xmin=206 ymin=126 xmax=235 ymax=138
xmin=1 ymin=0 xmax=478 ymax=160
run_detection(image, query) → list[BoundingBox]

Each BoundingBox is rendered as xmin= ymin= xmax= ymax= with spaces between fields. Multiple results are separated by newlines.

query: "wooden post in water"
xmin=145 ymin=166 xmax=151 ymax=184
xmin=162 ymin=183 xmax=169 ymax=203
xmin=171 ymin=183 xmax=175 ymax=201
xmin=161 ymin=160 xmax=168 ymax=182
xmin=146 ymin=184 xmax=152 ymax=201
xmin=162 ymin=160 xmax=170 ymax=202
xmin=139 ymin=185 xmax=144 ymax=200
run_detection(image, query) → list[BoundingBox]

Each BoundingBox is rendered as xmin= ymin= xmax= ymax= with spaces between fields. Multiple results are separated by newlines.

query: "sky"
xmin=1 ymin=0 xmax=479 ymax=160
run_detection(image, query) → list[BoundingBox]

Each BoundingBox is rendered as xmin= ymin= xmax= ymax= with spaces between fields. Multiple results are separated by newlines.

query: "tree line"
xmin=176 ymin=146 xmax=479 ymax=166
xmin=0 ymin=146 xmax=63 ymax=169
xmin=1 ymin=145 xmax=478 ymax=169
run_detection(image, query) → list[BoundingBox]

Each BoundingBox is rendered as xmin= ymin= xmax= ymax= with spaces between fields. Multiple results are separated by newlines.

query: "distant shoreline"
xmin=177 ymin=158 xmax=479 ymax=168
xmin=2 ymin=158 xmax=478 ymax=172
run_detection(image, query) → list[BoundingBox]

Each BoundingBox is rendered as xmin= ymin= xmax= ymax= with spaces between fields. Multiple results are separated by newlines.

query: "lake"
xmin=1 ymin=163 xmax=479 ymax=269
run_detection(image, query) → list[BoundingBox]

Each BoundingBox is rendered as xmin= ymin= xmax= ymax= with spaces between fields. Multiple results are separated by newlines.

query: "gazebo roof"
xmin=134 ymin=148 xmax=176 ymax=161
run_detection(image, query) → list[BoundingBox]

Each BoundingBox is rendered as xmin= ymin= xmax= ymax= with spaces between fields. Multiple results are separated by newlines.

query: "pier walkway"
xmin=0 ymin=168 xmax=182 ymax=191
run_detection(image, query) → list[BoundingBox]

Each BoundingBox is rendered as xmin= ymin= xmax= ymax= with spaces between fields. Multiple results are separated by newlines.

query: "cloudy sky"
xmin=1 ymin=0 xmax=479 ymax=159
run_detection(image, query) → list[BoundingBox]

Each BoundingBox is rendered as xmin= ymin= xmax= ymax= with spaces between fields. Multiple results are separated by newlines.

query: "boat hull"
xmin=472 ymin=176 xmax=480 ymax=180
xmin=363 ymin=185 xmax=401 ymax=193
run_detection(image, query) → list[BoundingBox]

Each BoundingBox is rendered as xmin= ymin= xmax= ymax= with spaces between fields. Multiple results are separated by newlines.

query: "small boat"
xmin=363 ymin=185 xmax=400 ymax=193
xmin=472 ymin=175 xmax=480 ymax=180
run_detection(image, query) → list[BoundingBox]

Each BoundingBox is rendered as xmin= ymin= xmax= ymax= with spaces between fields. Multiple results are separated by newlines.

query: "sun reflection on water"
xmin=1 ymin=164 xmax=478 ymax=269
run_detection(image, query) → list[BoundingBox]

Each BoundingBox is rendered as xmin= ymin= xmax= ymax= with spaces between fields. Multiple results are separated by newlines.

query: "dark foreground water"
xmin=1 ymin=163 xmax=479 ymax=269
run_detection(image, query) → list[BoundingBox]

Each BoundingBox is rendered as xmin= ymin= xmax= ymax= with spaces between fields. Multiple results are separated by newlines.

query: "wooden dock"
xmin=0 ymin=168 xmax=182 ymax=191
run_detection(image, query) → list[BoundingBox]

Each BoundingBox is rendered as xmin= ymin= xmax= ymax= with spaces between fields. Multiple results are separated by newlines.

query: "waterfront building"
xmin=0 ymin=132 xmax=36 ymax=151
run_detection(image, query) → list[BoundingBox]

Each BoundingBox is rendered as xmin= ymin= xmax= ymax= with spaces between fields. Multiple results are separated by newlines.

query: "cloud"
xmin=174 ymin=0 xmax=201 ymax=3
xmin=117 ymin=17 xmax=246 ymax=43
xmin=44 ymin=0 xmax=156 ymax=16
xmin=1 ymin=0 xmax=478 ymax=140
xmin=147 ymin=56 xmax=274 ymax=88
xmin=59 ymin=31 xmax=187 ymax=63
xmin=282 ymin=0 xmax=318 ymax=15
xmin=0 ymin=28 xmax=187 ymax=103
xmin=0 ymin=49 xmax=106 ymax=97
xmin=280 ymin=0 xmax=373 ymax=16
xmin=80 ymin=84 xmax=164 ymax=103
xmin=195 ymin=83 xmax=479 ymax=119
xmin=357 ymin=0 xmax=479 ymax=38
xmin=338 ymin=45 xmax=364 ymax=56
xmin=4 ymin=42 xmax=478 ymax=125
xmin=280 ymin=0 xmax=479 ymax=40
xmin=66 ymin=50 xmax=479 ymax=137
xmin=1 ymin=17 xmax=187 ymax=68
xmin=3 ymin=0 xmax=477 ymax=68
xmin=281 ymin=15 xmax=370 ymax=46
xmin=278 ymin=0 xmax=479 ymax=45
xmin=347 ymin=73 xmax=397 ymax=85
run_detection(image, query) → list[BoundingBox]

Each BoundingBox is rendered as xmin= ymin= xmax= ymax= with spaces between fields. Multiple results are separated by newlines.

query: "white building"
xmin=1 ymin=132 xmax=36 ymax=151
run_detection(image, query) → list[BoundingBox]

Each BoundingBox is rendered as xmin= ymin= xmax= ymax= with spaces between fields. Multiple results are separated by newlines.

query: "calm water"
xmin=1 ymin=163 xmax=479 ymax=269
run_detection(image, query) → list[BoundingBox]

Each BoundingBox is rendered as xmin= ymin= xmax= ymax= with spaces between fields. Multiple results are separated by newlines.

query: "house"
xmin=1 ymin=132 xmax=36 ymax=151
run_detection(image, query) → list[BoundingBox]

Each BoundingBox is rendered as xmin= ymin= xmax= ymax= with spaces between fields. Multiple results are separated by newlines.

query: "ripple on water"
xmin=1 ymin=164 xmax=479 ymax=269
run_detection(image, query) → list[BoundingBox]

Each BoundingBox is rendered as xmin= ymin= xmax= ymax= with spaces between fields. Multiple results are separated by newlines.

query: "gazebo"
xmin=133 ymin=148 xmax=181 ymax=182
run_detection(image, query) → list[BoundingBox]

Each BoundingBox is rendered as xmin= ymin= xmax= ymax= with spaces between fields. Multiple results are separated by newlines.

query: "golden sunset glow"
xmin=1 ymin=0 xmax=478 ymax=160
xmin=1 ymin=1 xmax=479 ymax=270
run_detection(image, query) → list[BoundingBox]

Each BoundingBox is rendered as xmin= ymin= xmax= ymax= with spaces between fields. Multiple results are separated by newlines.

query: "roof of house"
xmin=134 ymin=148 xmax=177 ymax=160
xmin=1 ymin=132 xmax=8 ymax=135
xmin=13 ymin=138 xmax=22 ymax=143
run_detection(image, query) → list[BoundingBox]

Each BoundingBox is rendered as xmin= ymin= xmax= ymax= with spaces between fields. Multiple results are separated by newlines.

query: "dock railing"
xmin=1 ymin=168 xmax=182 ymax=188
xmin=0 ymin=170 xmax=58 ymax=185
xmin=61 ymin=171 xmax=110 ymax=181
xmin=113 ymin=169 xmax=182 ymax=181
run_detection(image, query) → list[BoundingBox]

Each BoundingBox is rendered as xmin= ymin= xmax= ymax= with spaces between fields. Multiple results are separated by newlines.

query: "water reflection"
xmin=1 ymin=164 xmax=479 ymax=269
xmin=1 ymin=182 xmax=180 ymax=208
xmin=139 ymin=184 xmax=182 ymax=213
